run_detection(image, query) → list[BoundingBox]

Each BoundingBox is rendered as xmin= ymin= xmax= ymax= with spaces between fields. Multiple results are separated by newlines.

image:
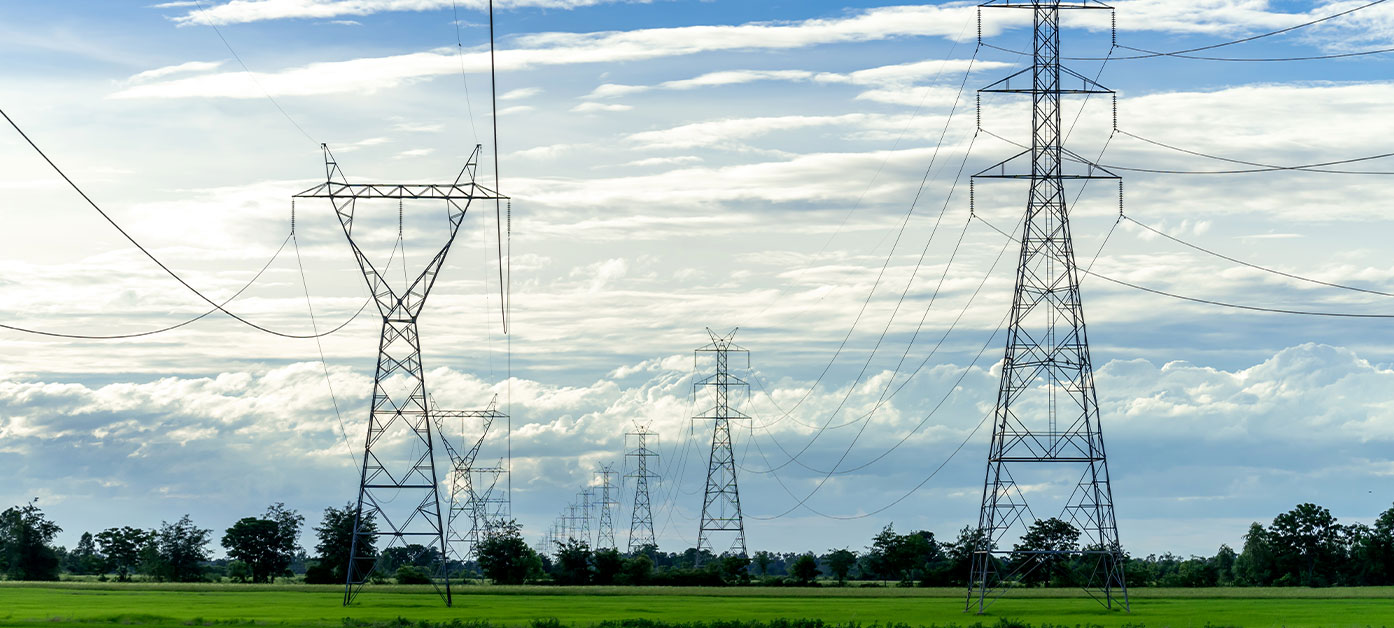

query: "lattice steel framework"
xmin=595 ymin=465 xmax=620 ymax=550
xmin=432 ymin=396 xmax=508 ymax=574
xmin=625 ymin=424 xmax=660 ymax=553
xmin=975 ymin=1 xmax=1126 ymax=615
xmin=695 ymin=328 xmax=750 ymax=560
xmin=295 ymin=144 xmax=506 ymax=606
xmin=967 ymin=0 xmax=1126 ymax=614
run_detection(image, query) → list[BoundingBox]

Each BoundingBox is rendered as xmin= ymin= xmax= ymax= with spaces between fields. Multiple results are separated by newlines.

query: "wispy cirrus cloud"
xmin=169 ymin=0 xmax=664 ymax=26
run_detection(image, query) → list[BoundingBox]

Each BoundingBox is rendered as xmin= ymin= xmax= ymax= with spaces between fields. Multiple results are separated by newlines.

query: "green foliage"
xmin=553 ymin=539 xmax=593 ymax=585
xmin=221 ymin=503 xmax=304 ymax=585
xmin=824 ymin=549 xmax=855 ymax=585
xmin=95 ymin=526 xmax=151 ymax=581
xmin=1011 ymin=518 xmax=1079 ymax=587
xmin=0 ymin=500 xmax=62 ymax=581
xmin=315 ymin=503 xmax=377 ymax=583
xmin=476 ymin=520 xmax=542 ymax=585
xmin=66 ymin=531 xmax=104 ymax=575
xmin=788 ymin=554 xmax=819 ymax=586
xmin=592 ymin=548 xmax=624 ymax=585
xmin=617 ymin=554 xmax=653 ymax=586
xmin=151 ymin=515 xmax=212 ymax=582
xmin=225 ymin=560 xmax=251 ymax=584
xmin=395 ymin=565 xmax=432 ymax=585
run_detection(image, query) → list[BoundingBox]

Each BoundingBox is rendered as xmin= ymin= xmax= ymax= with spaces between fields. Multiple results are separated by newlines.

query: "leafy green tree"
xmin=1212 ymin=544 xmax=1237 ymax=586
xmin=617 ymin=554 xmax=653 ymax=585
xmin=226 ymin=560 xmax=251 ymax=583
xmin=475 ymin=519 xmax=540 ymax=585
xmin=789 ymin=553 xmax=820 ymax=585
xmin=825 ymin=548 xmax=856 ymax=585
xmin=1233 ymin=522 xmax=1274 ymax=586
xmin=152 ymin=515 xmax=211 ymax=582
xmin=1269 ymin=503 xmax=1343 ymax=586
xmin=222 ymin=504 xmax=302 ymax=584
xmin=313 ymin=503 xmax=376 ymax=584
xmin=394 ymin=565 xmax=432 ymax=584
xmin=592 ymin=547 xmax=624 ymax=585
xmin=752 ymin=550 xmax=773 ymax=577
xmin=719 ymin=554 xmax=752 ymax=585
xmin=95 ymin=526 xmax=151 ymax=581
xmin=66 ymin=532 xmax=104 ymax=575
xmin=553 ymin=538 xmax=593 ymax=585
xmin=1012 ymin=518 xmax=1079 ymax=587
xmin=0 ymin=500 xmax=62 ymax=581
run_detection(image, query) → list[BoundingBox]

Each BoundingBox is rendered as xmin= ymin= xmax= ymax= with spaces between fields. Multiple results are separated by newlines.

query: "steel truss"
xmin=295 ymin=144 xmax=506 ymax=607
xmin=595 ymin=465 xmax=620 ymax=550
xmin=695 ymin=328 xmax=750 ymax=560
xmin=431 ymin=396 xmax=509 ymax=575
xmin=968 ymin=1 xmax=1129 ymax=614
xmin=625 ymin=424 xmax=660 ymax=553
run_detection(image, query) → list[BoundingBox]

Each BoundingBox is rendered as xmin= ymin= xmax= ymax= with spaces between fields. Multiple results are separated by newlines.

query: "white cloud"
xmin=500 ymin=87 xmax=543 ymax=101
xmin=127 ymin=60 xmax=225 ymax=83
xmin=173 ymin=0 xmax=656 ymax=26
xmin=571 ymin=102 xmax=632 ymax=113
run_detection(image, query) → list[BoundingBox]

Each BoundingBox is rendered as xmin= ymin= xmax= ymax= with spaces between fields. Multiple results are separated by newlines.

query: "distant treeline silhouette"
xmin=2 ymin=500 xmax=1391 ymax=587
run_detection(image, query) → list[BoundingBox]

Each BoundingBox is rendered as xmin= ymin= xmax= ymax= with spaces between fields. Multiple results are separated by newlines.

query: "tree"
xmin=789 ymin=553 xmax=820 ymax=586
xmin=313 ymin=503 xmax=376 ymax=584
xmin=226 ymin=560 xmax=252 ymax=583
xmin=1012 ymin=518 xmax=1080 ymax=587
xmin=222 ymin=504 xmax=303 ymax=584
xmin=752 ymin=550 xmax=773 ymax=577
xmin=475 ymin=519 xmax=540 ymax=585
xmin=66 ymin=532 xmax=104 ymax=575
xmin=152 ymin=515 xmax=211 ymax=582
xmin=1269 ymin=503 xmax=1343 ymax=586
xmin=553 ymin=539 xmax=593 ymax=585
xmin=592 ymin=548 xmax=624 ymax=585
xmin=95 ymin=526 xmax=151 ymax=581
xmin=617 ymin=554 xmax=653 ymax=585
xmin=825 ymin=548 xmax=856 ymax=585
xmin=719 ymin=554 xmax=752 ymax=585
xmin=0 ymin=500 xmax=62 ymax=581
xmin=1233 ymin=522 xmax=1274 ymax=586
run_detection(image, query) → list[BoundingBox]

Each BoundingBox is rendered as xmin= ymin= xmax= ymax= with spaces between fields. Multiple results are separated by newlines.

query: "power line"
xmin=981 ymin=0 xmax=1391 ymax=62
xmin=1117 ymin=129 xmax=1394 ymax=175
xmin=1124 ymin=216 xmax=1394 ymax=298
xmin=1 ymin=106 xmax=364 ymax=339
xmin=974 ymin=215 xmax=1394 ymax=319
xmin=189 ymin=0 xmax=317 ymax=144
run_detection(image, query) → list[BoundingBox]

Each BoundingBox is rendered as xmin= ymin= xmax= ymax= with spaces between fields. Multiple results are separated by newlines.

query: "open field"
xmin=2 ymin=584 xmax=1393 ymax=628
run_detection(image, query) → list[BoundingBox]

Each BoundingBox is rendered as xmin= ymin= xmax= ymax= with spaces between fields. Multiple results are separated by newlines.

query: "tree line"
xmin=2 ymin=499 xmax=1391 ymax=587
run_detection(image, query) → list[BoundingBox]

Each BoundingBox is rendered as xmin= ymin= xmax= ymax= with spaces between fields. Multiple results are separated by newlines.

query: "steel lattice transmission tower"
xmin=695 ymin=328 xmax=750 ymax=559
xmin=625 ymin=423 xmax=660 ymax=553
xmin=431 ymin=396 xmax=508 ymax=574
xmin=967 ymin=0 xmax=1127 ymax=613
xmin=595 ymin=465 xmax=620 ymax=550
xmin=294 ymin=144 xmax=506 ymax=607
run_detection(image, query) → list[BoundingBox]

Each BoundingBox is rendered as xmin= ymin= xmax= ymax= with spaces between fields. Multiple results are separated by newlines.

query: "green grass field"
xmin=1 ymin=583 xmax=1392 ymax=628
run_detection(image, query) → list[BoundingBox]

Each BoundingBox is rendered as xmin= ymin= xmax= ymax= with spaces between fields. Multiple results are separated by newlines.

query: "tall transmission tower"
xmin=625 ymin=424 xmax=660 ymax=553
xmin=595 ymin=465 xmax=620 ymax=550
xmin=432 ymin=396 xmax=508 ymax=573
xmin=694 ymin=328 xmax=750 ymax=560
xmin=294 ymin=145 xmax=506 ymax=607
xmin=968 ymin=0 xmax=1128 ymax=613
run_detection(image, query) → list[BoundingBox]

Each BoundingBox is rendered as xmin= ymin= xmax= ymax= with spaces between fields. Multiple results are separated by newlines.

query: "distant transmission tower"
xmin=595 ymin=465 xmax=619 ymax=550
xmin=579 ymin=488 xmax=595 ymax=547
xmin=295 ymin=145 xmax=505 ymax=607
xmin=625 ymin=424 xmax=660 ymax=553
xmin=432 ymin=396 xmax=508 ymax=573
xmin=968 ymin=1 xmax=1128 ymax=613
xmin=695 ymin=328 xmax=750 ymax=560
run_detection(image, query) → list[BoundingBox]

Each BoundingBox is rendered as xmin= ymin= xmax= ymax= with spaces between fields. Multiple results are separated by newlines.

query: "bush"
xmin=305 ymin=561 xmax=337 ymax=584
xmin=394 ymin=565 xmax=432 ymax=585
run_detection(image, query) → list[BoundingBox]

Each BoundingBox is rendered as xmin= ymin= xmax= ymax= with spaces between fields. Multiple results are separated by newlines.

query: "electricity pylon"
xmin=578 ymin=488 xmax=596 ymax=547
xmin=625 ymin=424 xmax=660 ymax=553
xmin=967 ymin=0 xmax=1128 ymax=613
xmin=294 ymin=144 xmax=506 ymax=607
xmin=431 ymin=396 xmax=508 ymax=574
xmin=695 ymin=328 xmax=749 ymax=560
xmin=595 ymin=465 xmax=620 ymax=550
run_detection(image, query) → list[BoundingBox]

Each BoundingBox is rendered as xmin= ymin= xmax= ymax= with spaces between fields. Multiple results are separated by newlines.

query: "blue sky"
xmin=3 ymin=0 xmax=1394 ymax=561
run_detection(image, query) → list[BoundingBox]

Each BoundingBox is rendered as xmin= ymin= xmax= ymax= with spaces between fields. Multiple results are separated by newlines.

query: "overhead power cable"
xmin=981 ymin=0 xmax=1390 ymax=62
xmin=974 ymin=215 xmax=1394 ymax=319
xmin=189 ymin=0 xmax=317 ymax=144
xmin=0 ymin=106 xmax=364 ymax=339
xmin=982 ymin=128 xmax=1394 ymax=175
xmin=1125 ymin=217 xmax=1394 ymax=299
xmin=1118 ymin=129 xmax=1394 ymax=175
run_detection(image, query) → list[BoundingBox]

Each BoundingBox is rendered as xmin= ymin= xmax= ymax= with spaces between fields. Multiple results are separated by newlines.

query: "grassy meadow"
xmin=1 ymin=583 xmax=1393 ymax=628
